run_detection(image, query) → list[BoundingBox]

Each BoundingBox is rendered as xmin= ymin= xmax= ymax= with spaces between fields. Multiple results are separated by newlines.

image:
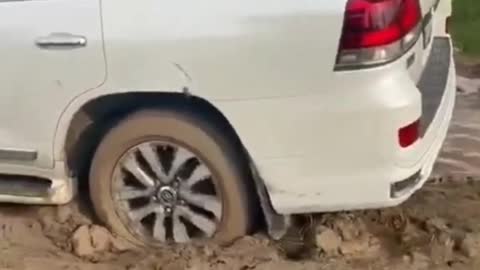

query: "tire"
xmin=89 ymin=109 xmax=255 ymax=246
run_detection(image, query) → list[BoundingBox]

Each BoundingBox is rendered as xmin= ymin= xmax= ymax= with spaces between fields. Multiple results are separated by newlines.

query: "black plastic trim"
xmin=0 ymin=175 xmax=51 ymax=197
xmin=417 ymin=37 xmax=451 ymax=136
xmin=390 ymin=170 xmax=421 ymax=198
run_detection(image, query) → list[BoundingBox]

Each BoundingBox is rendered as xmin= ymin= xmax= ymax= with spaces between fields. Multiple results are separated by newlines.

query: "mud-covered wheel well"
xmin=64 ymin=92 xmax=265 ymax=231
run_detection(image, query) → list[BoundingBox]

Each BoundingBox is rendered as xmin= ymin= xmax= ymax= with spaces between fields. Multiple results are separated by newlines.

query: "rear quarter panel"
xmin=54 ymin=0 xmax=348 ymax=161
xmin=100 ymin=0 xmax=347 ymax=100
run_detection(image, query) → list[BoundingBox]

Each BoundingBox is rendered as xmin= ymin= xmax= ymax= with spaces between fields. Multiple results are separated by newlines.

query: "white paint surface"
xmin=0 ymin=0 xmax=456 ymax=214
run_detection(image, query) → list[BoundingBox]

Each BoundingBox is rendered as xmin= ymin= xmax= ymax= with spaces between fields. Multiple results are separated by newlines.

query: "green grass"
xmin=451 ymin=0 xmax=480 ymax=56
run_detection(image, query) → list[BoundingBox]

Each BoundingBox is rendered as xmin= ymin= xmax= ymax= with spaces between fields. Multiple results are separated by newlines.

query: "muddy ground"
xmin=1 ymin=73 xmax=480 ymax=270
xmin=2 ymin=177 xmax=480 ymax=270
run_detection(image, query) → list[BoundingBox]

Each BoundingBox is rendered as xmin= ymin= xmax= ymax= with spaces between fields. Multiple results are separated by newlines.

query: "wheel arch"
xmin=58 ymin=92 xmax=238 ymax=175
xmin=56 ymin=90 xmax=289 ymax=238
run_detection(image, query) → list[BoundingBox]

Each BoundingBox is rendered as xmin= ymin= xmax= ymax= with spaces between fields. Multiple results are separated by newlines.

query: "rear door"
xmin=0 ymin=0 xmax=105 ymax=167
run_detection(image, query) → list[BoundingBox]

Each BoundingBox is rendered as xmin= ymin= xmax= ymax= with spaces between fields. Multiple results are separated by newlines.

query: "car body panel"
xmin=55 ymin=0 xmax=347 ymax=159
xmin=99 ymin=0 xmax=347 ymax=100
xmin=0 ymin=0 xmax=105 ymax=168
xmin=249 ymin=38 xmax=456 ymax=213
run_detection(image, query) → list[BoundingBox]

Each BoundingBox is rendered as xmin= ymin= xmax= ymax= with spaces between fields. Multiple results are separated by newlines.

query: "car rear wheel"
xmin=89 ymin=109 xmax=254 ymax=246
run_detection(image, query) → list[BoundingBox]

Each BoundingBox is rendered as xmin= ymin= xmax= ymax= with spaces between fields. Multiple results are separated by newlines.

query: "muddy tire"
xmin=89 ymin=109 xmax=255 ymax=246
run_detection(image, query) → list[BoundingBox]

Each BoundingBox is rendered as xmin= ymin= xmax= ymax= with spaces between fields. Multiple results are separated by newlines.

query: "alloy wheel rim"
xmin=111 ymin=141 xmax=222 ymax=244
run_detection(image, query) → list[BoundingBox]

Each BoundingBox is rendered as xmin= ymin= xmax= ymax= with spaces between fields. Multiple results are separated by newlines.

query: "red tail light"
xmin=398 ymin=119 xmax=419 ymax=148
xmin=335 ymin=0 xmax=422 ymax=70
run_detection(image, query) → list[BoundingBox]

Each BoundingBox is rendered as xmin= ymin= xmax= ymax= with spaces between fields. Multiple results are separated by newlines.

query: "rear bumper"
xmin=389 ymin=37 xmax=455 ymax=202
xmin=268 ymin=37 xmax=455 ymax=214
xmin=215 ymin=36 xmax=455 ymax=214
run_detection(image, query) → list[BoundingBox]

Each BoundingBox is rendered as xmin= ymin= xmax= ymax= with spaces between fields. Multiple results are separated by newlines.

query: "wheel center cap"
xmin=157 ymin=186 xmax=177 ymax=205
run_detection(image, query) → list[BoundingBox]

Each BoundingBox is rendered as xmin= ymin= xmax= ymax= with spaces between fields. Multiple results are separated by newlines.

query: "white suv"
xmin=0 ymin=0 xmax=455 ymax=246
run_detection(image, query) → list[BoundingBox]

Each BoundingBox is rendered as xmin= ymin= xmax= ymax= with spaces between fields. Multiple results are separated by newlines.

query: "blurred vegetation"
xmin=451 ymin=0 xmax=480 ymax=56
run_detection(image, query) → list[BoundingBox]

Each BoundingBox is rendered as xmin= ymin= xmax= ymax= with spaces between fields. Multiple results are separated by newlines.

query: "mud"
xmin=1 ymin=180 xmax=480 ymax=270
xmin=455 ymin=52 xmax=480 ymax=79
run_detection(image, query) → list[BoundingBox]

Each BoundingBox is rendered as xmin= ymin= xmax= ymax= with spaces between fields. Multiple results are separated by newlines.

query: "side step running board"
xmin=0 ymin=175 xmax=51 ymax=197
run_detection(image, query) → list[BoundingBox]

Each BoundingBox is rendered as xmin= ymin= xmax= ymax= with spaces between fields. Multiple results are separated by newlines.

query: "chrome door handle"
xmin=35 ymin=32 xmax=87 ymax=49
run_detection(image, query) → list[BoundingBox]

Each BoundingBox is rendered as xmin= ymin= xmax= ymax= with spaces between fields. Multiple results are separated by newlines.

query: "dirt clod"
xmin=458 ymin=233 xmax=480 ymax=258
xmin=55 ymin=205 xmax=72 ymax=224
xmin=339 ymin=234 xmax=380 ymax=257
xmin=71 ymin=225 xmax=95 ymax=258
xmin=424 ymin=217 xmax=449 ymax=233
xmin=90 ymin=225 xmax=112 ymax=252
xmin=339 ymin=239 xmax=367 ymax=256
xmin=333 ymin=218 xmax=360 ymax=241
xmin=315 ymin=227 xmax=341 ymax=255
xmin=70 ymin=224 xmax=135 ymax=260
